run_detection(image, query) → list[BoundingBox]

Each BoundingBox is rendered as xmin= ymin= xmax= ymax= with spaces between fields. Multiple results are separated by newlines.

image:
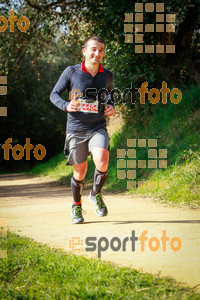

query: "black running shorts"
xmin=64 ymin=128 xmax=110 ymax=165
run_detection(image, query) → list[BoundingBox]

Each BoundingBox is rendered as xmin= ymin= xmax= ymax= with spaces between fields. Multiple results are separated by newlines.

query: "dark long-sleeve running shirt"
xmin=50 ymin=60 xmax=114 ymax=133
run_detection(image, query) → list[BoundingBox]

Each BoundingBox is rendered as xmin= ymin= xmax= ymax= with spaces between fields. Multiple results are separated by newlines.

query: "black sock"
xmin=92 ymin=169 xmax=108 ymax=195
xmin=71 ymin=176 xmax=84 ymax=206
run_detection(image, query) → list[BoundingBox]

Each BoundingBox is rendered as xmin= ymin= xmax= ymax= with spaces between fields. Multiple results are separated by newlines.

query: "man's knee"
xmin=73 ymin=161 xmax=87 ymax=181
xmin=92 ymin=149 xmax=109 ymax=172
xmin=95 ymin=159 xmax=108 ymax=172
xmin=94 ymin=155 xmax=109 ymax=172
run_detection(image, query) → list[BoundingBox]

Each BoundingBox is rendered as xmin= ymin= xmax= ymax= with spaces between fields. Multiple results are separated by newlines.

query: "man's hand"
xmin=104 ymin=104 xmax=115 ymax=117
xmin=67 ymin=95 xmax=79 ymax=112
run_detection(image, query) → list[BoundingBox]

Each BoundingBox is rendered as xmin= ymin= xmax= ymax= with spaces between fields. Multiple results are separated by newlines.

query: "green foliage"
xmin=0 ymin=231 xmax=199 ymax=299
xmin=0 ymin=0 xmax=83 ymax=171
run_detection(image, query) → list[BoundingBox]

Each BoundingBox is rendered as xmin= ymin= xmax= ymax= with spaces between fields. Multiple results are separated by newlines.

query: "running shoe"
xmin=71 ymin=205 xmax=84 ymax=224
xmin=89 ymin=191 xmax=108 ymax=217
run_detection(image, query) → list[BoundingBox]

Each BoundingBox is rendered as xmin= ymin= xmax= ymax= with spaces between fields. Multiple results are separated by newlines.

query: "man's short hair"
xmin=83 ymin=36 xmax=106 ymax=49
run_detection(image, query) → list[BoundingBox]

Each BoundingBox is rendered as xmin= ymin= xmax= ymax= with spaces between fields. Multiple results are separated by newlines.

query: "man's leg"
xmin=91 ymin=147 xmax=109 ymax=194
xmin=89 ymin=148 xmax=109 ymax=217
xmin=72 ymin=160 xmax=87 ymax=205
xmin=71 ymin=161 xmax=87 ymax=224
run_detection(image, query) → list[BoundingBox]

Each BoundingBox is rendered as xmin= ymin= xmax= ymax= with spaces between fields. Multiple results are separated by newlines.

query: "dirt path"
xmin=0 ymin=174 xmax=200 ymax=290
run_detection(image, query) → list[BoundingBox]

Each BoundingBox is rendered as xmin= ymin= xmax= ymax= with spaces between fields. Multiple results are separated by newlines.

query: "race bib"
xmin=75 ymin=99 xmax=99 ymax=113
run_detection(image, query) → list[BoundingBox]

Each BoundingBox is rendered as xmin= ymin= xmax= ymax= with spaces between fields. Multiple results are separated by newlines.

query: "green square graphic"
xmin=127 ymin=181 xmax=136 ymax=189
xmin=148 ymin=160 xmax=157 ymax=168
xmin=127 ymin=149 xmax=136 ymax=158
xmin=159 ymin=160 xmax=167 ymax=168
xmin=148 ymin=181 xmax=157 ymax=189
xmin=138 ymin=160 xmax=146 ymax=168
xmin=138 ymin=139 xmax=146 ymax=147
xmin=117 ymin=159 xmax=126 ymax=168
xmin=127 ymin=170 xmax=136 ymax=179
xmin=159 ymin=149 xmax=167 ymax=158
xmin=138 ymin=181 xmax=147 ymax=189
xmin=127 ymin=160 xmax=136 ymax=168
xmin=117 ymin=170 xmax=126 ymax=179
xmin=159 ymin=181 xmax=168 ymax=189
xmin=117 ymin=149 xmax=126 ymax=158
xmin=148 ymin=139 xmax=157 ymax=147
xmin=148 ymin=149 xmax=157 ymax=158
xmin=127 ymin=139 xmax=136 ymax=147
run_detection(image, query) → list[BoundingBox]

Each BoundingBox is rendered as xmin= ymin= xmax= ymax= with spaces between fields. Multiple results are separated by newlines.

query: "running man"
xmin=50 ymin=36 xmax=115 ymax=224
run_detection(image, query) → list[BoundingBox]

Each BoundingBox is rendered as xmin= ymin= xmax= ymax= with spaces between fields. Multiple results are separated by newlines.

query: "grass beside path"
xmin=0 ymin=232 xmax=200 ymax=299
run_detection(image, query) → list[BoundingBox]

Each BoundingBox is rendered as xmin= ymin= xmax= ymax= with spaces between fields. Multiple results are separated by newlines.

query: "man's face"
xmin=82 ymin=40 xmax=105 ymax=65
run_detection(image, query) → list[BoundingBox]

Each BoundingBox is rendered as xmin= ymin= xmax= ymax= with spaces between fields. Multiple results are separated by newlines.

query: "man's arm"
xmin=50 ymin=67 xmax=72 ymax=111
xmin=106 ymin=72 xmax=115 ymax=107
xmin=104 ymin=72 xmax=115 ymax=117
